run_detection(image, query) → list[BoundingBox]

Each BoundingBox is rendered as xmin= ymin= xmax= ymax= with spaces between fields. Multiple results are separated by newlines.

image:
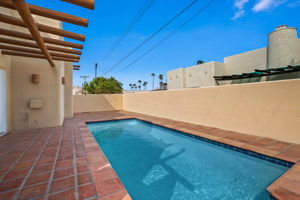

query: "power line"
xmin=119 ymin=0 xmax=215 ymax=72
xmin=104 ymin=0 xmax=200 ymax=75
xmin=104 ymin=0 xmax=155 ymax=59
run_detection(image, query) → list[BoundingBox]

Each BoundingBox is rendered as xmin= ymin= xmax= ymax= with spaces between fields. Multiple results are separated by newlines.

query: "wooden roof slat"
xmin=0 ymin=37 xmax=82 ymax=55
xmin=0 ymin=13 xmax=85 ymax=41
xmin=2 ymin=50 xmax=79 ymax=62
xmin=0 ymin=28 xmax=83 ymax=49
xmin=73 ymin=65 xmax=80 ymax=68
xmin=0 ymin=0 xmax=88 ymax=27
xmin=61 ymin=0 xmax=95 ymax=10
xmin=11 ymin=0 xmax=55 ymax=67
xmin=0 ymin=44 xmax=80 ymax=59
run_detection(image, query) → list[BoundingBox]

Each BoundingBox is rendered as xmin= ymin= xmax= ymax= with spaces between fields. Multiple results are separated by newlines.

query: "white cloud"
xmin=231 ymin=10 xmax=246 ymax=20
xmin=234 ymin=0 xmax=250 ymax=9
xmin=252 ymin=0 xmax=285 ymax=12
xmin=231 ymin=0 xmax=249 ymax=20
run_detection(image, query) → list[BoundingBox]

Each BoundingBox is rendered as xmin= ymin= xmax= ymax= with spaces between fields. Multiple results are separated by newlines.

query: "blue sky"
xmin=27 ymin=0 xmax=300 ymax=89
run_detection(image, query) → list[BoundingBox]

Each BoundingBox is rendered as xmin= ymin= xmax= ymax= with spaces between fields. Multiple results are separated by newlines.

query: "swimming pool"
xmin=87 ymin=119 xmax=289 ymax=200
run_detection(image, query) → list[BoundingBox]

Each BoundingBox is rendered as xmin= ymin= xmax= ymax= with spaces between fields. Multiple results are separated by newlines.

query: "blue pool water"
xmin=87 ymin=119 xmax=288 ymax=200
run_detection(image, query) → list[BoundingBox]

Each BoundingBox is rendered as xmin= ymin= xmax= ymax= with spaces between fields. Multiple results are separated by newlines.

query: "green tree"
xmin=151 ymin=73 xmax=155 ymax=90
xmin=143 ymin=81 xmax=148 ymax=90
xmin=83 ymin=77 xmax=123 ymax=94
xmin=129 ymin=83 xmax=133 ymax=90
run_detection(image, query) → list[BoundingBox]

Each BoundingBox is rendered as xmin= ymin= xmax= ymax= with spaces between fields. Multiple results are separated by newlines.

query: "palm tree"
xmin=158 ymin=74 xmax=163 ymax=89
xmin=133 ymin=84 xmax=137 ymax=91
xmin=197 ymin=60 xmax=204 ymax=65
xmin=151 ymin=73 xmax=155 ymax=90
xmin=143 ymin=81 xmax=148 ymax=90
xmin=129 ymin=83 xmax=132 ymax=90
xmin=137 ymin=80 xmax=142 ymax=91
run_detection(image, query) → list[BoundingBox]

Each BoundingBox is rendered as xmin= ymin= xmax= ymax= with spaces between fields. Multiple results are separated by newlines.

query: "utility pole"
xmin=80 ymin=75 xmax=90 ymax=94
xmin=95 ymin=63 xmax=98 ymax=79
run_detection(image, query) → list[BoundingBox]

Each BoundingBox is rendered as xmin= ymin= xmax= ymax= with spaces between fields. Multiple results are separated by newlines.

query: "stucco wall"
xmin=11 ymin=57 xmax=65 ymax=130
xmin=0 ymin=7 xmax=69 ymax=130
xmin=73 ymin=94 xmax=122 ymax=113
xmin=64 ymin=63 xmax=73 ymax=119
xmin=224 ymin=47 xmax=267 ymax=75
xmin=123 ymin=79 xmax=300 ymax=144
xmin=268 ymin=27 xmax=300 ymax=68
xmin=167 ymin=68 xmax=185 ymax=90
xmin=184 ymin=61 xmax=226 ymax=88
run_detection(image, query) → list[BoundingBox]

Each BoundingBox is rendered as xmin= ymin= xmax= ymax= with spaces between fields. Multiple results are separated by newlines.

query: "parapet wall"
xmin=73 ymin=94 xmax=122 ymax=113
xmin=123 ymin=79 xmax=300 ymax=144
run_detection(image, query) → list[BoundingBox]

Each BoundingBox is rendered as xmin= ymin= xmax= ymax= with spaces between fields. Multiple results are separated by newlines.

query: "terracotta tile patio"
xmin=0 ymin=111 xmax=299 ymax=200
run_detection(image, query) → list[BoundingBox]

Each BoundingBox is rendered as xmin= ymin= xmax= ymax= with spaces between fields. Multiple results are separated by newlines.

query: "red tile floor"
xmin=0 ymin=111 xmax=299 ymax=200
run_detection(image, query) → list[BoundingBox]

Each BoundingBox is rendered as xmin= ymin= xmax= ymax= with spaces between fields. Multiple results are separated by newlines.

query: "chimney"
xmin=275 ymin=24 xmax=287 ymax=30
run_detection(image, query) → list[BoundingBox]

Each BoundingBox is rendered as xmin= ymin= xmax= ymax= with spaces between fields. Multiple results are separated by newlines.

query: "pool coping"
xmin=77 ymin=112 xmax=300 ymax=200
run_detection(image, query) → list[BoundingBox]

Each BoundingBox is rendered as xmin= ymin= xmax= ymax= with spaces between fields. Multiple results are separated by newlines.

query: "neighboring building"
xmin=73 ymin=86 xmax=83 ymax=95
xmin=167 ymin=25 xmax=300 ymax=90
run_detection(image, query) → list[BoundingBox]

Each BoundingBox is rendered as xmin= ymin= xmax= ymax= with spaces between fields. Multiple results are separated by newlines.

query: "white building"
xmin=167 ymin=25 xmax=300 ymax=90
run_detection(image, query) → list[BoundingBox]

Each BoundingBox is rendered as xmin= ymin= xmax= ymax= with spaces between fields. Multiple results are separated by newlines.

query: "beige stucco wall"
xmin=73 ymin=94 xmax=123 ymax=113
xmin=0 ymin=7 xmax=71 ymax=130
xmin=64 ymin=62 xmax=73 ymax=119
xmin=11 ymin=57 xmax=65 ymax=130
xmin=123 ymin=79 xmax=300 ymax=144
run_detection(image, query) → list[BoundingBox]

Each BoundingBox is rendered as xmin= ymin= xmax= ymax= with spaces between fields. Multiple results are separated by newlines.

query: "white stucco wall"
xmin=167 ymin=26 xmax=300 ymax=90
xmin=184 ymin=62 xmax=226 ymax=88
xmin=268 ymin=27 xmax=300 ymax=68
xmin=167 ymin=68 xmax=185 ymax=90
xmin=224 ymin=47 xmax=267 ymax=75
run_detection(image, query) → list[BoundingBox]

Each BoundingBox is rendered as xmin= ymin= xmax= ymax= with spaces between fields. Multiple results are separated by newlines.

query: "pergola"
xmin=0 ymin=0 xmax=95 ymax=70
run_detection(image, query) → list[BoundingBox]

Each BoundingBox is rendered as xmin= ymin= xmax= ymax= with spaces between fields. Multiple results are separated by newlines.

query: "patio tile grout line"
xmin=44 ymin=128 xmax=64 ymax=200
xmin=13 ymin=129 xmax=54 ymax=200
xmin=72 ymin=122 xmax=79 ymax=200
xmin=0 ymin=131 xmax=35 ymax=161
xmin=78 ymin=122 xmax=99 ymax=199
xmin=0 ymin=130 xmax=41 ymax=181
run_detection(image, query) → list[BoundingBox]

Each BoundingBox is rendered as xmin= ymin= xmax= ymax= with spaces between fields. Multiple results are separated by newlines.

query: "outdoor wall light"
xmin=62 ymin=77 xmax=66 ymax=85
xmin=31 ymin=74 xmax=40 ymax=84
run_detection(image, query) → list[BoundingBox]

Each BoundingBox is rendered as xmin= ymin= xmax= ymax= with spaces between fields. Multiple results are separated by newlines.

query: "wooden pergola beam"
xmin=0 ymin=44 xmax=80 ymax=59
xmin=11 ymin=0 xmax=55 ymax=67
xmin=0 ymin=13 xmax=85 ymax=41
xmin=0 ymin=0 xmax=88 ymax=27
xmin=61 ymin=0 xmax=95 ymax=10
xmin=0 ymin=37 xmax=82 ymax=55
xmin=73 ymin=65 xmax=80 ymax=68
xmin=0 ymin=28 xmax=83 ymax=49
xmin=2 ymin=50 xmax=79 ymax=62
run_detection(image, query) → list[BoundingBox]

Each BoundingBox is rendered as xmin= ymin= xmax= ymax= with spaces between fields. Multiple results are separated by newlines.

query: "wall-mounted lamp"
xmin=62 ymin=77 xmax=66 ymax=85
xmin=31 ymin=74 xmax=40 ymax=84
